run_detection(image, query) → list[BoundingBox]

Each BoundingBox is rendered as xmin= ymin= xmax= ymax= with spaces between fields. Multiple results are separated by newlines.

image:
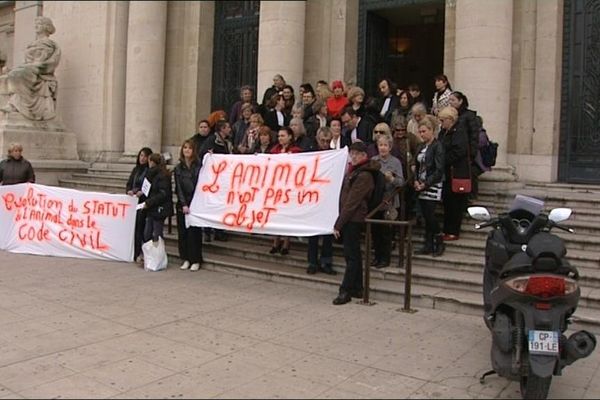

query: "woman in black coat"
xmin=142 ymin=153 xmax=173 ymax=244
xmin=413 ymin=116 xmax=445 ymax=256
xmin=126 ymin=147 xmax=152 ymax=262
xmin=449 ymin=91 xmax=482 ymax=196
xmin=174 ymin=139 xmax=203 ymax=271
xmin=438 ymin=106 xmax=470 ymax=242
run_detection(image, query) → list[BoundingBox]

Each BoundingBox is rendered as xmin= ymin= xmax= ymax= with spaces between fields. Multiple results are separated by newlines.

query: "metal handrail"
xmin=362 ymin=186 xmax=416 ymax=312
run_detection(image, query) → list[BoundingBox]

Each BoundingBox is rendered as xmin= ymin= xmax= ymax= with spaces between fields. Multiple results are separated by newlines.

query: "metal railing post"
xmin=363 ymin=221 xmax=372 ymax=304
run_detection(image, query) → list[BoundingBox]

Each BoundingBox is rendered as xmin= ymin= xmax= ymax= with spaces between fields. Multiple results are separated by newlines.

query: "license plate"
xmin=528 ymin=330 xmax=559 ymax=355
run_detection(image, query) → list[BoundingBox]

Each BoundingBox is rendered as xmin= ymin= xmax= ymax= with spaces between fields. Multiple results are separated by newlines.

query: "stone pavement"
xmin=0 ymin=251 xmax=599 ymax=399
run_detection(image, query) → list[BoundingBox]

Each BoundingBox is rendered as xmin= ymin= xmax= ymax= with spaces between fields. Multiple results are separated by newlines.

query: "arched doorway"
xmin=357 ymin=0 xmax=445 ymax=102
xmin=211 ymin=1 xmax=260 ymax=112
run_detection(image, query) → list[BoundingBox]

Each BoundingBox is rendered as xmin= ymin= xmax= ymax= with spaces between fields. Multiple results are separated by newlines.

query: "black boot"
xmin=432 ymin=233 xmax=445 ymax=257
xmin=416 ymin=232 xmax=433 ymax=255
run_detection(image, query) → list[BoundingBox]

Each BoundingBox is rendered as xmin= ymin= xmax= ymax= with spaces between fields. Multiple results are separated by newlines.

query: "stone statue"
xmin=0 ymin=16 xmax=61 ymax=121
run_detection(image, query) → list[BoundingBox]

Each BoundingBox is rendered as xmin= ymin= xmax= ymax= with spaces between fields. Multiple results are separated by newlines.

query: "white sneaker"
xmin=179 ymin=261 xmax=190 ymax=270
xmin=190 ymin=263 xmax=200 ymax=271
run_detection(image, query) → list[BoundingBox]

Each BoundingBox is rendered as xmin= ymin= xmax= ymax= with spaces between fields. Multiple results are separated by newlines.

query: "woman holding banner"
xmin=142 ymin=153 xmax=173 ymax=244
xmin=175 ymin=140 xmax=203 ymax=271
xmin=126 ymin=147 xmax=152 ymax=263
xmin=269 ymin=127 xmax=301 ymax=256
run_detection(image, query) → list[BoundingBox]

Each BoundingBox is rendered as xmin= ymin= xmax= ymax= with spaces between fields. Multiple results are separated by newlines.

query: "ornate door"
xmin=363 ymin=12 xmax=390 ymax=97
xmin=559 ymin=0 xmax=600 ymax=183
xmin=211 ymin=1 xmax=260 ymax=112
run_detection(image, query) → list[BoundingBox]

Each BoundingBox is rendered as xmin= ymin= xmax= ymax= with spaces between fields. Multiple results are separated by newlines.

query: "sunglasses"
xmin=373 ymin=130 xmax=386 ymax=134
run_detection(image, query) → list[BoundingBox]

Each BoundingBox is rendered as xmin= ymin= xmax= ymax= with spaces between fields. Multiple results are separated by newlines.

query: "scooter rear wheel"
xmin=520 ymin=367 xmax=552 ymax=399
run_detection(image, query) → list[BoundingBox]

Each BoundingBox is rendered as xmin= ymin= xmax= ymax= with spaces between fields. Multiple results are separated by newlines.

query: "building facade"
xmin=0 ymin=0 xmax=598 ymax=184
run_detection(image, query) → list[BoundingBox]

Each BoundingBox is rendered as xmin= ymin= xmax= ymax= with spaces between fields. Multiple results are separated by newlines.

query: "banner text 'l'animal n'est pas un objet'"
xmin=0 ymin=183 xmax=138 ymax=262
xmin=187 ymin=149 xmax=348 ymax=236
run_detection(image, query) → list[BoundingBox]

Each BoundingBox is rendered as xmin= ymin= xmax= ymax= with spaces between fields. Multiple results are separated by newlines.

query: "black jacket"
xmin=144 ymin=167 xmax=174 ymax=220
xmin=414 ymin=140 xmax=445 ymax=188
xmin=294 ymin=135 xmax=317 ymax=152
xmin=378 ymin=95 xmax=399 ymax=125
xmin=0 ymin=157 xmax=35 ymax=185
xmin=439 ymin=123 xmax=471 ymax=180
xmin=191 ymin=133 xmax=210 ymax=157
xmin=174 ymin=160 xmax=201 ymax=209
xmin=199 ymin=132 xmax=233 ymax=166
xmin=264 ymin=109 xmax=291 ymax=133
xmin=457 ymin=108 xmax=481 ymax=160
xmin=343 ymin=117 xmax=373 ymax=144
xmin=126 ymin=164 xmax=149 ymax=202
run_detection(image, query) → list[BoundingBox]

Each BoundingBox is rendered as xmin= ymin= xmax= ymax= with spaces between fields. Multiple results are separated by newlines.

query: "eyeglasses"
xmin=394 ymin=128 xmax=407 ymax=132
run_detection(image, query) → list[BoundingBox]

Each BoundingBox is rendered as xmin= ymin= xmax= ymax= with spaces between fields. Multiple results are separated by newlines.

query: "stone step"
xmin=58 ymin=178 xmax=124 ymax=194
xmin=429 ymin=236 xmax=600 ymax=271
xmin=456 ymin=225 xmax=600 ymax=252
xmin=71 ymin=173 xmax=129 ymax=185
xmin=90 ymin=162 xmax=136 ymax=172
xmin=162 ymin=231 xmax=600 ymax=303
xmin=87 ymin=168 xmax=133 ymax=178
xmin=162 ymin=244 xmax=600 ymax=334
xmin=523 ymin=181 xmax=600 ymax=194
xmin=476 ymin=189 xmax=600 ymax=214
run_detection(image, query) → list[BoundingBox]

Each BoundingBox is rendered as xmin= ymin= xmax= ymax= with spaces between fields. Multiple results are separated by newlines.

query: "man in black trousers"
xmin=332 ymin=142 xmax=379 ymax=305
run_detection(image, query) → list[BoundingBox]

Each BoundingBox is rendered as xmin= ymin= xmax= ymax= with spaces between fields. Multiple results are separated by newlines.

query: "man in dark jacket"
xmin=332 ymin=142 xmax=380 ymax=305
xmin=191 ymin=120 xmax=211 ymax=157
xmin=340 ymin=106 xmax=372 ymax=144
xmin=199 ymin=120 xmax=233 ymax=160
xmin=0 ymin=143 xmax=35 ymax=185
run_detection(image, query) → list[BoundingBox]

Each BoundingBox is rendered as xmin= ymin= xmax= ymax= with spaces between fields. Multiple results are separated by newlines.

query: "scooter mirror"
xmin=467 ymin=206 xmax=491 ymax=221
xmin=549 ymin=207 xmax=572 ymax=223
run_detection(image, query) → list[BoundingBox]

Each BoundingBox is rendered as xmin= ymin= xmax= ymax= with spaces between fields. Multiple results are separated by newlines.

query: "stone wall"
xmin=0 ymin=4 xmax=14 ymax=70
xmin=162 ymin=1 xmax=214 ymax=155
xmin=43 ymin=1 xmax=128 ymax=162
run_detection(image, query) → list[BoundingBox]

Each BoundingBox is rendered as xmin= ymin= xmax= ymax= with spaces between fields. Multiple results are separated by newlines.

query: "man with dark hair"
xmin=332 ymin=142 xmax=380 ymax=305
xmin=301 ymin=84 xmax=317 ymax=120
xmin=340 ymin=106 xmax=372 ymax=144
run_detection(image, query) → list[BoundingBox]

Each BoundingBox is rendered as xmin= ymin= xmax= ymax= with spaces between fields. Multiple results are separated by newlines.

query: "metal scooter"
xmin=468 ymin=195 xmax=596 ymax=399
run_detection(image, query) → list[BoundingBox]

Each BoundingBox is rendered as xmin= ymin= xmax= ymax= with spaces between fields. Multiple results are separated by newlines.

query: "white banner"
xmin=0 ymin=183 xmax=138 ymax=262
xmin=188 ymin=149 xmax=348 ymax=236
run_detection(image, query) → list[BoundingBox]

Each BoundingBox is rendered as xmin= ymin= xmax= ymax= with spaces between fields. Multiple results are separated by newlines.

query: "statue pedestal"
xmin=0 ymin=112 xmax=79 ymax=160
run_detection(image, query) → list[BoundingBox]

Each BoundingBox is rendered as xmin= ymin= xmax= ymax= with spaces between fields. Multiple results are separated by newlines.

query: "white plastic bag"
xmin=141 ymin=237 xmax=168 ymax=271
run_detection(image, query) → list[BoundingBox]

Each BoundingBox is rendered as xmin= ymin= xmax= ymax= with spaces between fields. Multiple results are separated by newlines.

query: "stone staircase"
xmin=59 ymin=164 xmax=600 ymax=333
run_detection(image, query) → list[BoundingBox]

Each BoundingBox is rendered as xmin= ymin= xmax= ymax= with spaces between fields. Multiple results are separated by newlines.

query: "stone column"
xmin=454 ymin=0 xmax=515 ymax=179
xmin=257 ymin=1 xmax=305 ymax=99
xmin=123 ymin=1 xmax=167 ymax=156
xmin=12 ymin=0 xmax=42 ymax=65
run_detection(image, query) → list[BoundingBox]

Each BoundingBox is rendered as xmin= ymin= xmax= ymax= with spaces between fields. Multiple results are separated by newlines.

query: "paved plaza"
xmin=0 ymin=251 xmax=599 ymax=399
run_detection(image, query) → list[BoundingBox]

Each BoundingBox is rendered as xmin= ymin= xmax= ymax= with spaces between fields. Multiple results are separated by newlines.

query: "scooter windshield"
xmin=508 ymin=194 xmax=545 ymax=220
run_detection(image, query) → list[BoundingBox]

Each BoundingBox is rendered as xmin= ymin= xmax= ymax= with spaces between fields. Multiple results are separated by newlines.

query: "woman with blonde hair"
xmin=346 ymin=86 xmax=366 ymax=117
xmin=406 ymin=103 xmax=428 ymax=137
xmin=438 ymin=106 xmax=469 ymax=242
xmin=414 ymin=115 xmax=445 ymax=256
xmin=0 ymin=143 xmax=35 ymax=185
xmin=367 ymin=122 xmax=391 ymax=158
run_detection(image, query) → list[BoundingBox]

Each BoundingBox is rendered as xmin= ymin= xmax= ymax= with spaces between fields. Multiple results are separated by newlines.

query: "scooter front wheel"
xmin=520 ymin=367 xmax=552 ymax=399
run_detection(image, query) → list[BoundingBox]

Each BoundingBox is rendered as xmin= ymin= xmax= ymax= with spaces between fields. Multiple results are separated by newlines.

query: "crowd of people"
xmin=124 ymin=73 xmax=491 ymax=305
xmin=0 ymin=72 xmax=491 ymax=306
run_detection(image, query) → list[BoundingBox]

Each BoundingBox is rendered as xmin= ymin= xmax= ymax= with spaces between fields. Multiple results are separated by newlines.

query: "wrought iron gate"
xmin=559 ymin=0 xmax=600 ymax=183
xmin=211 ymin=1 xmax=260 ymax=113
